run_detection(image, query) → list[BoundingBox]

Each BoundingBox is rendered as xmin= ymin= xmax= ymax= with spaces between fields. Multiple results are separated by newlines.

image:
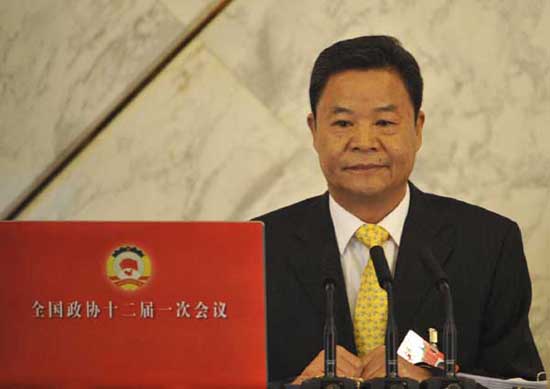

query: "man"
xmin=256 ymin=36 xmax=543 ymax=384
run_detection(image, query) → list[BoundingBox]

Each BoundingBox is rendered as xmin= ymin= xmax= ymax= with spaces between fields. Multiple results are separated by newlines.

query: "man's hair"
xmin=309 ymin=35 xmax=423 ymax=119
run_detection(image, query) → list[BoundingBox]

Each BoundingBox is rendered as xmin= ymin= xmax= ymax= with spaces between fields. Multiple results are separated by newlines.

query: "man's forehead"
xmin=316 ymin=69 xmax=413 ymax=117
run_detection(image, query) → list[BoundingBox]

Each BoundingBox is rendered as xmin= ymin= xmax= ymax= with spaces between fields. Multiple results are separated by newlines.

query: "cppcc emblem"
xmin=107 ymin=245 xmax=151 ymax=291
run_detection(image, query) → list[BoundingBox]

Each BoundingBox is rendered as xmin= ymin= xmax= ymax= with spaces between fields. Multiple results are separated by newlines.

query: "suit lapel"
xmin=394 ymin=183 xmax=456 ymax=337
xmin=288 ymin=193 xmax=357 ymax=353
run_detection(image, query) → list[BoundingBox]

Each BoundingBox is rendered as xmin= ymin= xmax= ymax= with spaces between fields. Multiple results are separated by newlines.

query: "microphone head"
xmin=369 ymin=246 xmax=393 ymax=288
xmin=420 ymin=247 xmax=449 ymax=285
xmin=323 ymin=278 xmax=336 ymax=292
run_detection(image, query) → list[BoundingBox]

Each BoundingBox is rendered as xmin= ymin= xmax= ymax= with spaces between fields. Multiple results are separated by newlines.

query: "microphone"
xmin=365 ymin=246 xmax=419 ymax=389
xmin=370 ymin=246 xmax=398 ymax=378
xmin=324 ymin=279 xmax=337 ymax=378
xmin=420 ymin=248 xmax=456 ymax=377
xmin=419 ymin=247 xmax=476 ymax=389
xmin=300 ymin=279 xmax=359 ymax=388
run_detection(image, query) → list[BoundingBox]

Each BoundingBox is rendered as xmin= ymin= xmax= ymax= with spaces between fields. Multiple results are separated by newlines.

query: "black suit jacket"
xmin=256 ymin=183 xmax=543 ymax=382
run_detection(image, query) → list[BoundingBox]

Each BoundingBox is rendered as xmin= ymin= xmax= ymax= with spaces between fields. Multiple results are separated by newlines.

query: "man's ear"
xmin=307 ymin=113 xmax=316 ymax=134
xmin=307 ymin=113 xmax=319 ymax=151
xmin=414 ymin=110 xmax=425 ymax=151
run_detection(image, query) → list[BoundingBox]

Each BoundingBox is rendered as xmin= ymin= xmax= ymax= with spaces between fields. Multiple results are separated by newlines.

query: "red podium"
xmin=0 ymin=221 xmax=266 ymax=388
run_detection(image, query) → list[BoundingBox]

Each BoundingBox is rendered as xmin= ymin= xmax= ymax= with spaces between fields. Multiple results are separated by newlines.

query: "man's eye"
xmin=332 ymin=120 xmax=353 ymax=127
xmin=376 ymin=120 xmax=395 ymax=127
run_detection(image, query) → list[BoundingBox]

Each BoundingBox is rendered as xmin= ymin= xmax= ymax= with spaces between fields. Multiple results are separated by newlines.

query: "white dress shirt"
xmin=329 ymin=185 xmax=410 ymax=319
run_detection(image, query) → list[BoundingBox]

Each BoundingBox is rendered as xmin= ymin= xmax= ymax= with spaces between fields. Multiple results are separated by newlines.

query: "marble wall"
xmin=2 ymin=0 xmax=549 ymax=371
xmin=0 ymin=0 xmax=219 ymax=218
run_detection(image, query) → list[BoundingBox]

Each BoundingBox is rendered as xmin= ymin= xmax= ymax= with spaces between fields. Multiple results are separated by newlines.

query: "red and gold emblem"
xmin=106 ymin=246 xmax=151 ymax=291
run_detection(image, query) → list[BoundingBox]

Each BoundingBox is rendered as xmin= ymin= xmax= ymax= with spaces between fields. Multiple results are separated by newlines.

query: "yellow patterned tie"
xmin=354 ymin=224 xmax=390 ymax=356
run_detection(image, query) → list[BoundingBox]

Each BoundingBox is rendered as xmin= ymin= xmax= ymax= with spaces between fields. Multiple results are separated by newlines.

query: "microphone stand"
xmin=325 ymin=281 xmax=337 ymax=379
xmin=365 ymin=246 xmax=419 ymax=389
xmin=440 ymin=282 xmax=457 ymax=378
xmin=419 ymin=248 xmax=476 ymax=389
xmin=301 ymin=280 xmax=360 ymax=389
xmin=385 ymin=283 xmax=398 ymax=379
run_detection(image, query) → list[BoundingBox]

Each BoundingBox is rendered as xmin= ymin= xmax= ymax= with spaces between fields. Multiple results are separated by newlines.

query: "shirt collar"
xmin=329 ymin=185 xmax=411 ymax=255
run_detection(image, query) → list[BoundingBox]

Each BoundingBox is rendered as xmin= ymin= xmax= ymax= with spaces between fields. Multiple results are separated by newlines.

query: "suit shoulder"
xmin=253 ymin=194 xmax=325 ymax=227
xmin=423 ymin=190 xmax=516 ymax=229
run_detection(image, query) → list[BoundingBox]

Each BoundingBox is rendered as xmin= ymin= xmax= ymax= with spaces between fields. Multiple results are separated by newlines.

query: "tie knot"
xmin=355 ymin=224 xmax=390 ymax=248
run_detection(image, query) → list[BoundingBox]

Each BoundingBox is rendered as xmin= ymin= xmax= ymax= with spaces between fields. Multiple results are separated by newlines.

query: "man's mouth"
xmin=343 ymin=163 xmax=387 ymax=171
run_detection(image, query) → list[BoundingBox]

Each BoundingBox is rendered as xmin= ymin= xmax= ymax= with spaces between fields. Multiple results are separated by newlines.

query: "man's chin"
xmin=331 ymin=183 xmax=390 ymax=202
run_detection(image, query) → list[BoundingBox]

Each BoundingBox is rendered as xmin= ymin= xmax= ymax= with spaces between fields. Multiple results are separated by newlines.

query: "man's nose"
xmin=349 ymin=125 xmax=379 ymax=151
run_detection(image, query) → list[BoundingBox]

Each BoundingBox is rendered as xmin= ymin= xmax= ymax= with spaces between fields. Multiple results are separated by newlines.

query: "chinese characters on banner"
xmin=31 ymin=300 xmax=228 ymax=320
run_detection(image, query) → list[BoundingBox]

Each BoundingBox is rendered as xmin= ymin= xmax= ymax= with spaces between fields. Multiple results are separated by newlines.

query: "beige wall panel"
xmin=19 ymin=39 xmax=311 ymax=222
xmin=0 ymin=0 xmax=218 ymax=218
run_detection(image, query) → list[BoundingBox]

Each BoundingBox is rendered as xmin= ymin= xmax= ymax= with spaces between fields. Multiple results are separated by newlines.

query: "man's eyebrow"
xmin=373 ymin=104 xmax=398 ymax=113
xmin=331 ymin=106 xmax=354 ymax=115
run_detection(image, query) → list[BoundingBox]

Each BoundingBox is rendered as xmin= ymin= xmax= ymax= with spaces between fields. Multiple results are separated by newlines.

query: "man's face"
xmin=308 ymin=68 xmax=424 ymax=205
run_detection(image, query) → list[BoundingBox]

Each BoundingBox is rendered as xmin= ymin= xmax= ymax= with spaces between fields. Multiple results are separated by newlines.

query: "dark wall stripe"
xmin=7 ymin=0 xmax=233 ymax=220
